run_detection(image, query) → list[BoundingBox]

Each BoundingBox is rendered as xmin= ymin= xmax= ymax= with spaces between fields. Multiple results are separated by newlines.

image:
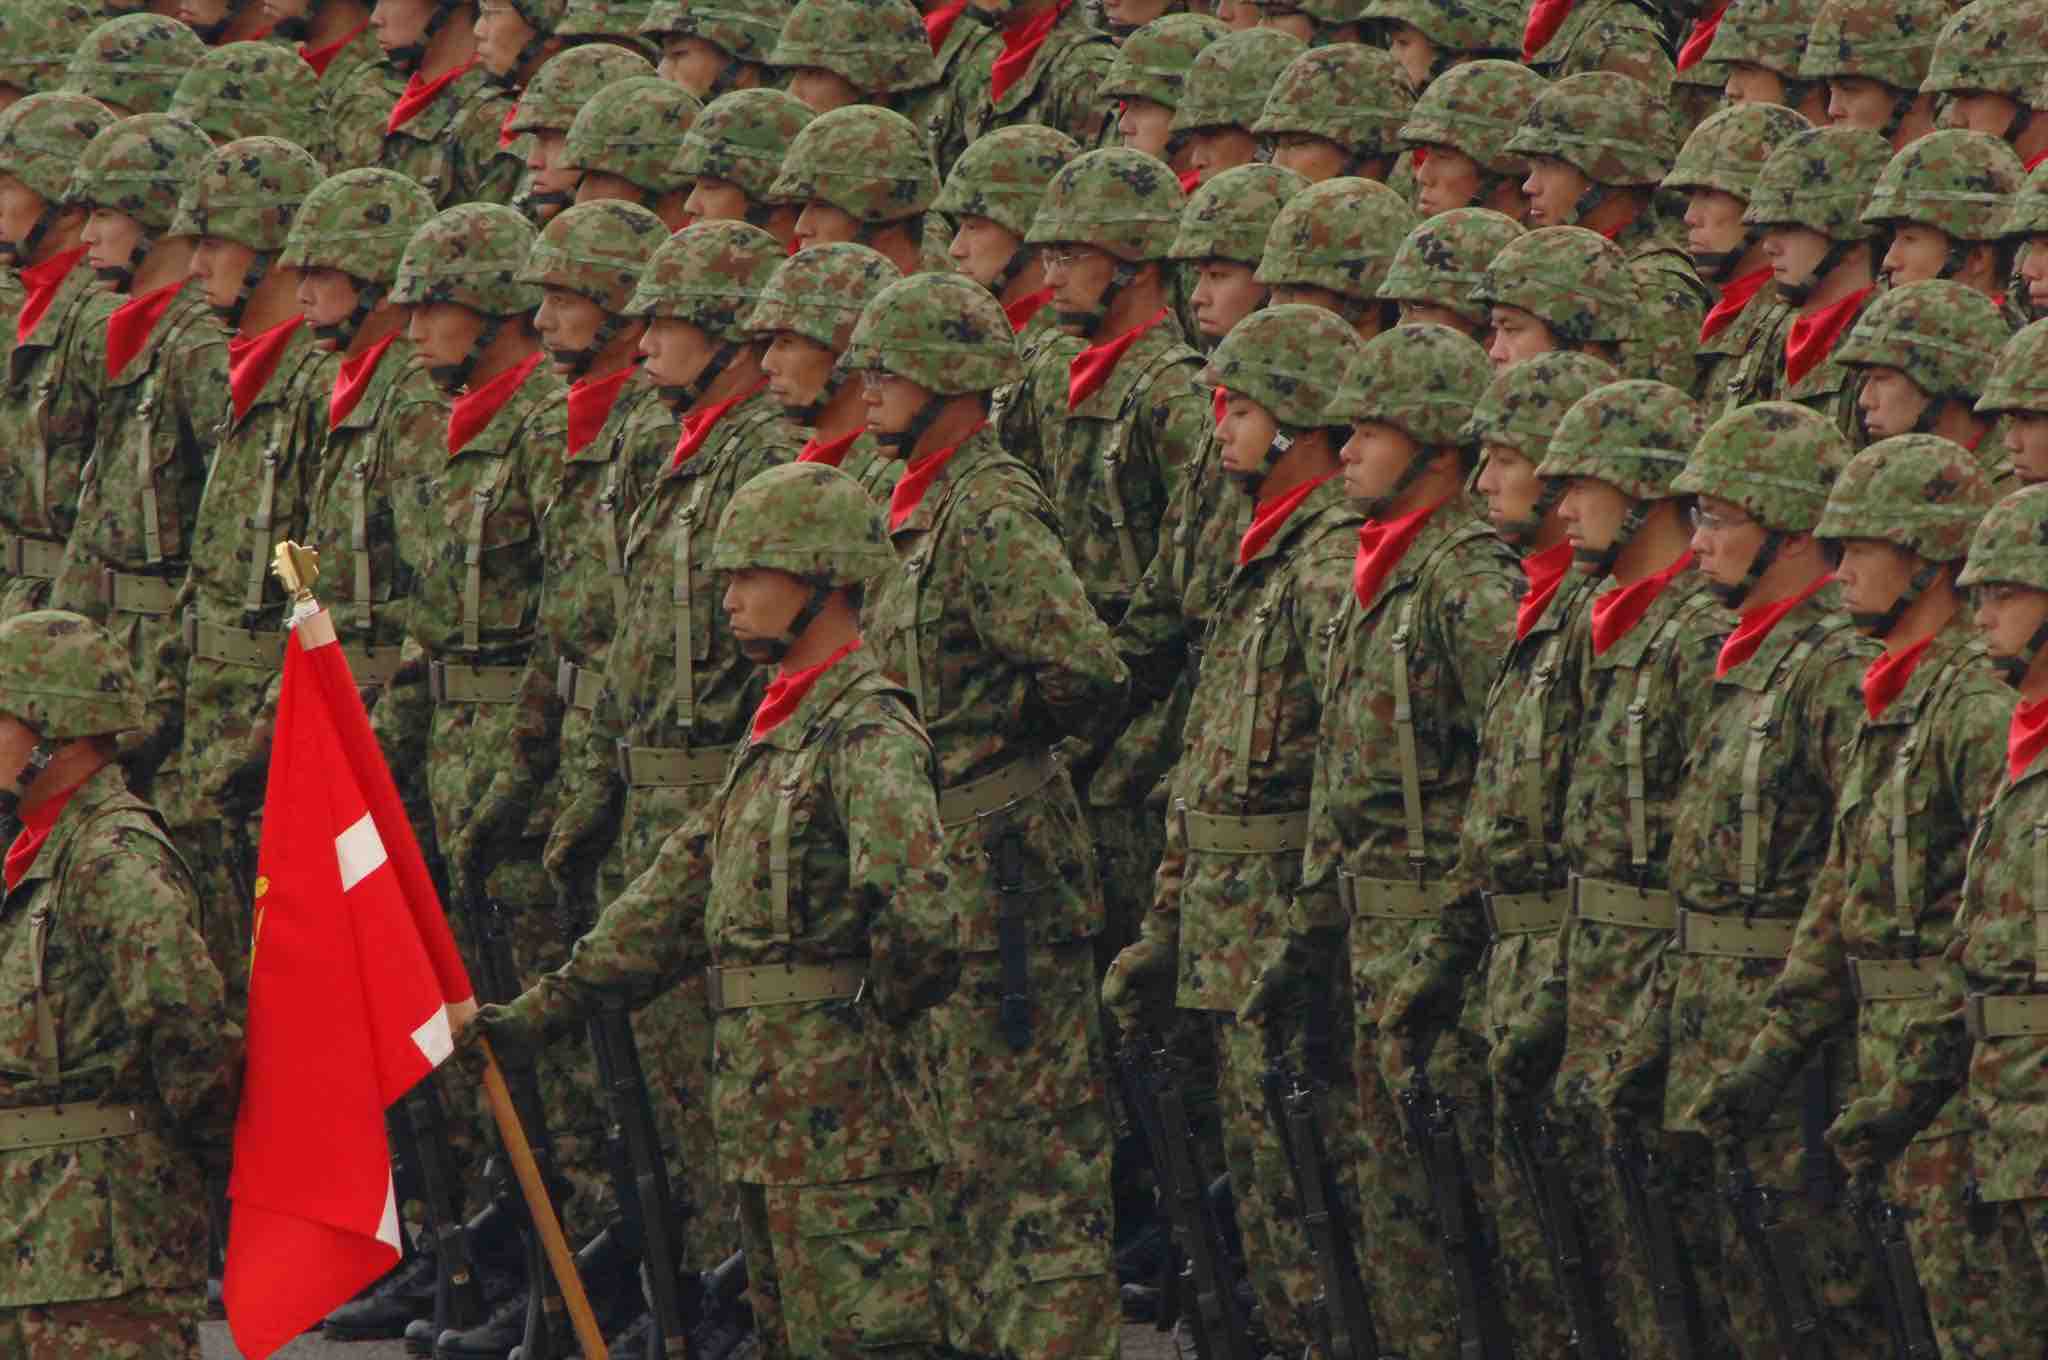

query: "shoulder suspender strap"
xmin=462 ymin=456 xmax=512 ymax=654
xmin=137 ymin=392 xmax=165 ymax=565
xmin=1391 ymin=593 xmax=1426 ymax=877
xmin=1740 ymin=631 xmax=1820 ymax=903
xmin=1626 ymin=614 xmax=1686 ymax=880
xmin=242 ymin=441 xmax=282 ymax=615
xmin=674 ymin=486 xmax=704 ymax=735
xmin=351 ymin=459 xmax=374 ymax=638
xmin=1519 ymin=625 xmax=1571 ymax=870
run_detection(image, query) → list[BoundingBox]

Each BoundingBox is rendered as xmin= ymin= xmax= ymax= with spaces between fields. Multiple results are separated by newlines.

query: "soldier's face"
xmin=2003 ymin=412 xmax=2048 ymax=485
xmin=1683 ymin=188 xmax=1749 ymax=262
xmin=535 ymin=286 xmax=609 ymax=373
xmin=1856 ymin=366 xmax=1932 ymax=442
xmin=1189 ymin=261 xmax=1265 ymax=338
xmin=1880 ymin=223 xmax=1954 ymax=287
xmin=639 ymin=317 xmax=717 ymax=389
xmin=474 ymin=1 xmax=544 ymax=79
xmin=1973 ymin=582 xmax=2048 ymax=663
xmin=525 ymin=131 xmax=580 ymax=210
xmin=1825 ymin=77 xmax=1899 ymax=134
xmin=408 ymin=301 xmax=489 ymax=370
xmin=1761 ymin=224 xmax=1833 ymax=292
xmin=1397 ymin=299 xmax=1474 ymax=338
xmin=1339 ymin=421 xmax=1421 ymax=503
xmin=1723 ymin=63 xmax=1790 ymax=109
xmin=297 ymin=267 xmax=367 ymax=345
xmin=1519 ymin=155 xmax=1591 ymax=228
xmin=1557 ymin=475 xmax=1630 ymax=574
xmin=1186 ymin=127 xmax=1259 ymax=178
xmin=1415 ymin=144 xmax=1484 ymax=217
xmin=1269 ymin=134 xmax=1351 ymax=185
xmin=189 ymin=235 xmax=260 ymax=310
xmin=575 ymin=172 xmax=650 ymax=208
xmin=262 ymin=0 xmax=313 ymax=25
xmin=762 ymin=330 xmax=839 ymax=411
xmin=788 ymin=66 xmax=862 ymax=114
xmin=80 ymin=208 xmax=148 ymax=283
xmin=1116 ymin=99 xmax=1175 ymax=159
xmin=1216 ymin=391 xmax=1281 ymax=484
xmin=723 ymin=567 xmax=814 ymax=662
xmin=1689 ymin=492 xmax=1768 ymax=588
xmin=1835 ymin=539 xmax=1918 ymax=623
xmin=1042 ymin=241 xmax=1116 ymax=318
xmin=860 ymin=369 xmax=935 ymax=444
xmin=0 ymin=175 xmax=47 ymax=259
xmin=685 ymin=176 xmax=753 ymax=223
xmin=2018 ymin=237 xmax=2048 ymax=311
xmin=1214 ymin=0 xmax=1261 ymax=31
xmin=794 ymin=199 xmax=861 ymax=251
xmin=178 ymin=0 xmax=231 ymax=30
xmin=659 ymin=38 xmax=721 ymax=95
xmin=372 ymin=0 xmax=438 ymax=55
xmin=949 ymin=215 xmax=1023 ymax=289
xmin=1103 ymin=0 xmax=1172 ymax=30
xmin=1384 ymin=22 xmax=1438 ymax=91
xmin=1486 ymin=305 xmax=1555 ymax=369
xmin=1944 ymin=90 xmax=2022 ymax=139
xmin=1476 ymin=444 xmax=1544 ymax=537
xmin=1257 ymin=6 xmax=1314 ymax=43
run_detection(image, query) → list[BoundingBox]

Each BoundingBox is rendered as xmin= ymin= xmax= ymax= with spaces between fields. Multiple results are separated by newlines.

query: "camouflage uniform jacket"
xmin=1288 ymin=493 xmax=1520 ymax=1026
xmin=379 ymin=66 xmax=524 ymax=209
xmin=1701 ymin=285 xmax=1794 ymax=420
xmin=864 ymin=424 xmax=1129 ymax=949
xmin=1783 ymin=291 xmax=1876 ymax=444
xmin=1732 ymin=625 xmax=2008 ymax=1147
xmin=925 ymin=15 xmax=1000 ymax=176
xmin=0 ymin=762 xmax=239 ymax=1306
xmin=1614 ymin=209 xmax=1709 ymax=398
xmin=990 ymin=318 xmax=1083 ymax=489
xmin=322 ymin=33 xmax=408 ymax=172
xmin=1655 ymin=583 xmax=1874 ymax=1135
xmin=523 ymin=646 xmax=958 ymax=1184
xmin=1524 ymin=0 xmax=1676 ymax=93
xmin=1139 ymin=475 xmax=1357 ymax=1011
xmin=959 ymin=0 xmax=1116 ymax=147
xmin=1546 ymin=570 xmax=1727 ymax=1118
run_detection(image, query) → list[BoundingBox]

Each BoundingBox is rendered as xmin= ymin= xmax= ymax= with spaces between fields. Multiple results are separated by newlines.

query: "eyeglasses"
xmin=1038 ymin=245 xmax=1101 ymax=273
xmin=1975 ymin=583 xmax=2031 ymax=607
xmin=856 ymin=370 xmax=901 ymax=395
xmin=1687 ymin=504 xmax=1754 ymax=534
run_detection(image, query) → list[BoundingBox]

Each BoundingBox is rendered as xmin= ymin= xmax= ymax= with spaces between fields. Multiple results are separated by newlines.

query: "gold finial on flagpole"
xmin=271 ymin=541 xmax=321 ymax=603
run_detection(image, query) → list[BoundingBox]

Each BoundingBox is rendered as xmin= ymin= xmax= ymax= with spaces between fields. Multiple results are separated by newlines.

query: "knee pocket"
xmin=787 ymin=1180 xmax=941 ymax=1352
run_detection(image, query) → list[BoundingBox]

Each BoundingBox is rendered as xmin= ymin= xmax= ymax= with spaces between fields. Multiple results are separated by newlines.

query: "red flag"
xmin=223 ymin=608 xmax=475 ymax=1360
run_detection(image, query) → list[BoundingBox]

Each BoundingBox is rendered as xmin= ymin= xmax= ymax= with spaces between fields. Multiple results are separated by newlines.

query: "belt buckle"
xmin=2 ymin=536 xmax=20 ymax=577
xmin=1673 ymin=908 xmax=1696 ymax=951
xmin=555 ymin=655 xmax=577 ymax=703
xmin=616 ymin=740 xmax=635 ymax=783
xmin=706 ymin=966 xmax=727 ymax=1014
xmin=1964 ymin=993 xmax=1988 ymax=1041
xmin=1482 ymin=891 xmax=1504 ymax=934
xmin=428 ymin=660 xmax=448 ymax=703
xmin=99 ymin=565 xmax=117 ymax=608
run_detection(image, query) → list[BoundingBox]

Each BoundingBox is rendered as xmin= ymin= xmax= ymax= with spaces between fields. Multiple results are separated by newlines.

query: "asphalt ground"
xmin=198 ymin=1319 xmax=1183 ymax=1358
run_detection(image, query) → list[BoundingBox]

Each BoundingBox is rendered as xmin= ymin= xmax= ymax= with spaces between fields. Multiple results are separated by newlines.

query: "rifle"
xmin=1500 ymin=1106 xmax=1618 ymax=1360
xmin=1607 ymin=1126 xmax=1704 ymax=1360
xmin=1259 ymin=1065 xmax=1385 ymax=1360
xmin=1111 ymin=1049 xmax=1180 ymax=1336
xmin=990 ymin=821 xmax=1035 ymax=1052
xmin=1398 ymin=1071 xmax=1513 ymax=1360
xmin=394 ymin=1076 xmax=488 ymax=1335
xmin=1847 ymin=1179 xmax=1937 ymax=1360
xmin=1723 ymin=1146 xmax=1830 ymax=1360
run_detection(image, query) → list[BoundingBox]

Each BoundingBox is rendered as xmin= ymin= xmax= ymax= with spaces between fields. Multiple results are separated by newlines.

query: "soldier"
xmin=373 ymin=0 xmax=525 ymax=207
xmin=1470 ymin=224 xmax=1633 ymax=371
xmin=921 ymin=0 xmax=1002 ymax=181
xmin=1098 ymin=11 xmax=1224 ymax=175
xmin=1689 ymin=434 xmax=2043 ymax=1359
xmin=2006 ymin=160 xmax=2048 ymax=322
xmin=0 ymin=609 xmax=241 ymax=1360
xmin=1396 ymin=56 xmax=1543 ymax=219
xmin=1702 ymin=0 xmax=1827 ymax=121
xmin=1502 ymin=70 xmax=1710 ymax=395
xmin=289 ymin=0 xmax=407 ymax=171
xmin=1836 ymin=278 xmax=2012 ymax=462
xmin=61 ymin=12 xmax=206 ymax=115
xmin=1167 ymin=27 xmax=1302 ymax=180
xmin=844 ymin=268 xmax=1126 ymax=1360
xmin=471 ymin=0 xmax=564 ymax=90
xmin=1517 ymin=0 xmax=1674 ymax=95
xmin=177 ymin=0 xmax=274 ymax=45
xmin=640 ymin=0 xmax=779 ymax=98
xmin=1864 ymin=128 xmax=2026 ymax=308
xmin=0 ymin=0 xmax=101 ymax=113
xmin=768 ymin=104 xmax=940 ymax=276
xmin=1250 ymin=43 xmax=1413 ymax=186
xmin=1104 ymin=302 xmax=1364 ymax=1355
xmin=0 ymin=94 xmax=117 ymax=618
xmin=1258 ymin=174 xmax=1415 ymax=337
xmin=553 ymin=0 xmax=661 ymax=54
xmin=1799 ymin=0 xmax=1945 ymax=149
xmin=751 ymin=242 xmax=901 ymax=498
xmin=1661 ymin=102 xmax=1811 ymax=414
xmin=1097 ymin=0 xmax=1183 ymax=41
xmin=934 ymin=122 xmax=1080 ymax=341
xmin=560 ymin=76 xmax=700 ymax=228
xmin=1919 ymin=0 xmax=2048 ymax=169
xmin=1377 ymin=204 xmax=1521 ymax=340
xmin=165 ymin=39 xmax=323 ymax=161
xmin=675 ymin=87 xmax=813 ymax=250
xmin=1253 ymin=0 xmax=1365 ymax=45
xmin=1978 ymin=319 xmax=2048 ymax=485
xmin=765 ymin=0 xmax=939 ymax=115
xmin=506 ymin=45 xmax=654 ymax=226
xmin=1656 ymin=401 xmax=1885 ymax=1356
xmin=1168 ymin=161 xmax=1304 ymax=346
xmin=957 ymin=0 xmax=1117 ymax=147
xmin=1360 ymin=0 xmax=1519 ymax=89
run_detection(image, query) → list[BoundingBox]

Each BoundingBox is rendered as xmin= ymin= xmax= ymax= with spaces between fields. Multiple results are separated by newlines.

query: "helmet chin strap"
xmin=314 ymin=278 xmax=384 ymax=349
xmin=1696 ymin=225 xmax=1763 ymax=285
xmin=1706 ymin=525 xmax=1785 ymax=608
xmin=1851 ymin=560 xmax=1943 ymax=636
xmin=1564 ymin=179 xmax=1609 ymax=228
xmin=1573 ymin=497 xmax=1647 ymax=575
xmin=0 ymin=739 xmax=55 ymax=844
xmin=94 ymin=227 xmax=154 ymax=293
xmin=1995 ymin=612 xmax=2048 ymax=685
xmin=0 ymin=203 xmax=55 ymax=269
xmin=875 ymin=386 xmax=946 ymax=456
xmin=1775 ymin=236 xmax=1855 ymax=306
xmin=547 ymin=310 xmax=625 ymax=380
xmin=1055 ymin=259 xmax=1139 ymax=337
xmin=213 ymin=250 xmax=274 ymax=330
xmin=386 ymin=0 xmax=460 ymax=75
xmin=742 ymin=579 xmax=833 ymax=665
xmin=1496 ymin=475 xmax=1565 ymax=545
xmin=1357 ymin=443 xmax=1434 ymax=520
xmin=656 ymin=339 xmax=738 ymax=411
xmin=1227 ymin=426 xmax=1298 ymax=495
xmin=428 ymin=313 xmax=504 ymax=392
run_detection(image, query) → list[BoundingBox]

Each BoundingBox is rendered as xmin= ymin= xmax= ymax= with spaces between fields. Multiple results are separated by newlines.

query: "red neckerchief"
xmin=1213 ymin=384 xmax=1227 ymax=426
xmin=1591 ymin=549 xmax=1693 ymax=655
xmin=4 ymin=778 xmax=86 ymax=893
xmin=670 ymin=380 xmax=765 ymax=470
xmin=1717 ymin=571 xmax=1830 ymax=677
xmin=1863 ymin=634 xmax=1932 ymax=720
xmin=889 ymin=420 xmax=987 ymax=530
xmin=753 ymin=638 xmax=861 ymax=740
xmin=105 ymin=277 xmax=187 ymax=379
xmin=1068 ymin=307 xmax=1166 ymax=411
xmin=14 ymin=246 xmax=86 ymax=346
xmin=228 ymin=313 xmax=305 ymax=422
xmin=300 ymin=19 xmax=368 ymax=76
xmin=448 ymin=349 xmax=544 ymax=455
xmin=499 ymin=102 xmax=519 ymax=148
xmin=2010 ymin=692 xmax=2048 ymax=782
xmin=329 ymin=332 xmax=399 ymax=430
xmin=1700 ymin=264 xmax=1772 ymax=343
xmin=1004 ymin=286 xmax=1052 ymax=332
xmin=2029 ymin=147 xmax=2048 ymax=173
xmin=990 ymin=0 xmax=1072 ymax=102
xmin=387 ymin=57 xmax=475 ymax=135
xmin=797 ymin=427 xmax=862 ymax=467
xmin=926 ymin=0 xmax=967 ymax=50
xmin=1239 ymin=472 xmax=1334 ymax=565
xmin=567 ymin=364 xmax=636 ymax=455
xmin=1178 ymin=167 xmax=1202 ymax=194
xmin=1516 ymin=539 xmax=1574 ymax=642
xmin=1676 ymin=2 xmax=1726 ymax=70
xmin=1521 ymin=0 xmax=1573 ymax=60
xmin=1351 ymin=498 xmax=1444 ymax=609
xmin=1785 ymin=285 xmax=1873 ymax=388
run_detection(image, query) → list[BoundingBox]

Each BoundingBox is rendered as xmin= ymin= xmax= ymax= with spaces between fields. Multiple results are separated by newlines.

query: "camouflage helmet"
xmin=1357 ymin=0 xmax=1520 ymax=58
xmin=1833 ymin=279 xmax=2011 ymax=399
xmin=1098 ymin=13 xmax=1226 ymax=109
xmin=934 ymin=125 xmax=1078 ymax=239
xmin=1376 ymin=205 xmax=1521 ymax=325
xmin=1170 ymin=28 xmax=1305 ymax=134
xmin=1251 ymin=43 xmax=1412 ymax=157
xmin=1470 ymin=225 xmax=1634 ymax=344
xmin=2004 ymin=159 xmax=2048 ymax=241
xmin=165 ymin=40 xmax=318 ymax=154
xmin=1026 ymin=147 xmax=1188 ymax=261
xmin=1978 ymin=319 xmax=2048 ymax=416
xmin=1463 ymin=349 xmax=1618 ymax=465
xmin=556 ymin=0 xmax=660 ymax=43
xmin=675 ymin=88 xmax=814 ymax=201
xmin=1257 ymin=175 xmax=1418 ymax=302
xmin=1957 ymin=483 xmax=2048 ymax=591
xmin=518 ymin=198 xmax=668 ymax=312
xmin=1502 ymin=71 xmax=1676 ymax=188
xmin=1743 ymin=124 xmax=1892 ymax=238
xmin=765 ymin=0 xmax=939 ymax=94
xmin=1672 ymin=400 xmax=1852 ymax=532
xmin=1662 ymin=102 xmax=1814 ymax=202
xmin=1327 ymin=321 xmax=1490 ymax=443
xmin=0 ymin=93 xmax=116 ymax=205
xmin=1171 ymin=162 xmax=1307 ymax=264
xmin=503 ymin=0 xmax=570 ymax=36
xmin=1861 ymin=129 xmax=2025 ymax=241
xmin=768 ymin=104 xmax=937 ymax=223
xmin=64 ymin=113 xmax=210 ymax=234
xmin=279 ymin=168 xmax=437 ymax=282
xmin=390 ymin=203 xmax=543 ymax=316
xmin=1396 ymin=57 xmax=1544 ymax=177
xmin=1533 ymin=379 xmax=1704 ymax=500
xmin=710 ymin=461 xmax=894 ymax=586
xmin=1702 ymin=0 xmax=1823 ymax=80
xmin=0 ymin=0 xmax=100 ymax=96
xmin=624 ymin=219 xmax=781 ymax=335
xmin=1920 ymin=0 xmax=2048 ymax=101
xmin=169 ymin=135 xmax=320 ymax=251
xmin=1799 ymin=0 xmax=1946 ymax=93
xmin=0 ymin=610 xmax=142 ymax=739
xmin=560 ymin=76 xmax=700 ymax=195
xmin=641 ymin=0 xmax=784 ymax=60
xmin=1814 ymin=433 xmax=1993 ymax=561
xmin=747 ymin=241 xmax=902 ymax=352
xmin=508 ymin=46 xmax=654 ymax=135
xmin=61 ymin=14 xmax=204 ymax=114
xmin=842 ymin=270 xmax=1022 ymax=393
xmin=1199 ymin=303 xmax=1363 ymax=429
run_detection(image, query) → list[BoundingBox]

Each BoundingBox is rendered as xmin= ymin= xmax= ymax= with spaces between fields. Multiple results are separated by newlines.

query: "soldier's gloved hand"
xmin=463 ymin=999 xmax=546 ymax=1070
xmin=1826 ymin=1094 xmax=1921 ymax=1180
xmin=450 ymin=793 xmax=523 ymax=901
xmin=1101 ymin=935 xmax=1175 ymax=1038
xmin=1237 ymin=926 xmax=1340 ymax=1028
xmin=1489 ymin=1026 xmax=1561 ymax=1110
xmin=1688 ymin=1051 xmax=1794 ymax=1150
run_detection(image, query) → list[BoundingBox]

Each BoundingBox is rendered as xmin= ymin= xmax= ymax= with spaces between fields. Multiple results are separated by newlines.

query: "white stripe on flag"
xmin=334 ymin=813 xmax=387 ymax=892
xmin=378 ymin=1172 xmax=401 ymax=1250
xmin=412 ymin=1006 xmax=454 ymax=1066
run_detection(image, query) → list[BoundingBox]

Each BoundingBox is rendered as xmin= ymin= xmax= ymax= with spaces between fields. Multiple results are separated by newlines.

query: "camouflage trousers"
xmin=924 ymin=943 xmax=1118 ymax=1359
xmin=0 ymin=1286 xmax=204 ymax=1360
xmin=1891 ymin=1133 xmax=2048 ymax=1358
xmin=738 ymin=1172 xmax=945 ymax=1358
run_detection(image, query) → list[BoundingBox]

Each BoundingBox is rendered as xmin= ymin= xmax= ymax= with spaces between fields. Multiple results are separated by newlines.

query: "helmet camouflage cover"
xmin=1861 ymin=128 xmax=2025 ymax=242
xmin=1502 ymin=70 xmax=1676 ymax=188
xmin=0 ymin=0 xmax=99 ymax=96
xmin=747 ymin=241 xmax=902 ymax=353
xmin=768 ymin=104 xmax=938 ymax=223
xmin=1327 ymin=321 xmax=1490 ymax=444
xmin=624 ymin=219 xmax=782 ymax=335
xmin=2005 ymin=159 xmax=2048 ymax=241
xmin=508 ymin=46 xmax=655 ymax=135
xmin=1377 ymin=205 xmax=1521 ymax=324
xmin=165 ymin=40 xmax=318 ymax=155
xmin=711 ymin=461 xmax=894 ymax=585
xmin=62 ymin=14 xmax=204 ymax=114
xmin=1251 ymin=43 xmax=1412 ymax=158
xmin=1200 ymin=303 xmax=1362 ymax=430
xmin=1027 ymin=146 xmax=1188 ymax=261
xmin=556 ymin=0 xmax=660 ymax=42
xmin=518 ymin=198 xmax=668 ymax=312
xmin=1833 ymin=278 xmax=2011 ymax=399
xmin=1743 ymin=124 xmax=1893 ymax=238
xmin=65 ymin=113 xmax=212 ymax=235
xmin=1470 ymin=225 xmax=1634 ymax=343
xmin=766 ymin=0 xmax=940 ymax=94
xmin=1258 ymin=175 xmax=1419 ymax=302
xmin=1662 ymin=102 xmax=1814 ymax=202
xmin=169 ymin=135 xmax=321 ymax=252
xmin=561 ymin=76 xmax=700 ymax=195
xmin=1170 ymin=28 xmax=1305 ymax=134
xmin=390 ymin=202 xmax=543 ymax=316
xmin=1534 ymin=378 xmax=1704 ymax=500
xmin=1171 ymin=162 xmax=1307 ymax=264
xmin=1920 ymin=0 xmax=2048 ymax=100
xmin=1672 ymin=400 xmax=1853 ymax=532
xmin=281 ymin=168 xmax=437 ymax=282
xmin=0 ymin=92 xmax=116 ymax=205
xmin=0 ymin=610 xmax=142 ymax=739
xmin=1099 ymin=13 xmax=1226 ymax=109
xmin=1958 ymin=483 xmax=2048 ymax=591
xmin=1703 ymin=0 xmax=1824 ymax=80
xmin=1799 ymin=0 xmax=1948 ymax=92
xmin=675 ymin=88 xmax=814 ymax=201
xmin=641 ymin=0 xmax=785 ymax=60
xmin=1358 ymin=0 xmax=1520 ymax=58
xmin=1978 ymin=318 xmax=2048 ymax=416
xmin=1464 ymin=349 xmax=1619 ymax=466
xmin=841 ymin=270 xmax=1022 ymax=394
xmin=1815 ymin=433 xmax=1993 ymax=561
xmin=934 ymin=124 xmax=1079 ymax=239
xmin=1397 ymin=57 xmax=1544 ymax=176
